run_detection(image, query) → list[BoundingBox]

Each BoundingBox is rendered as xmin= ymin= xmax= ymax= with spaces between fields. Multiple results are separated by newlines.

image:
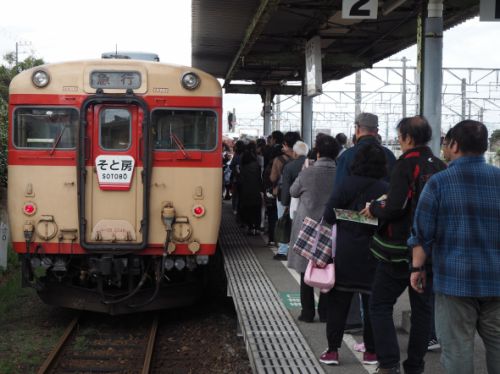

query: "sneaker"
xmin=319 ymin=350 xmax=339 ymax=365
xmin=267 ymin=241 xmax=277 ymax=247
xmin=353 ymin=342 xmax=366 ymax=352
xmin=362 ymin=352 xmax=378 ymax=365
xmin=273 ymin=253 xmax=287 ymax=261
xmin=427 ymin=338 xmax=441 ymax=351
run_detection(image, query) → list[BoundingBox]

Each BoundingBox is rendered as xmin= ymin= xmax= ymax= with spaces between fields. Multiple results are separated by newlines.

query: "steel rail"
xmin=37 ymin=315 xmax=79 ymax=374
xmin=141 ymin=315 xmax=159 ymax=374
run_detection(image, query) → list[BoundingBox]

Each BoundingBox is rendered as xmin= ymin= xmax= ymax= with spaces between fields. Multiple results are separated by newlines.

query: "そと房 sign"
xmin=95 ymin=155 xmax=135 ymax=190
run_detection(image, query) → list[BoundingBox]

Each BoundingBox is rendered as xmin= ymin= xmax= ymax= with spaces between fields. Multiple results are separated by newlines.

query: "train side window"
xmin=99 ymin=108 xmax=131 ymax=150
xmin=152 ymin=109 xmax=217 ymax=151
xmin=13 ymin=107 xmax=78 ymax=149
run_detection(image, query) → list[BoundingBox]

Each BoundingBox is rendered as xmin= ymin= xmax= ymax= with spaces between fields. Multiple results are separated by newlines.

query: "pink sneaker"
xmin=319 ymin=350 xmax=339 ymax=365
xmin=362 ymin=351 xmax=378 ymax=365
xmin=353 ymin=342 xmax=366 ymax=352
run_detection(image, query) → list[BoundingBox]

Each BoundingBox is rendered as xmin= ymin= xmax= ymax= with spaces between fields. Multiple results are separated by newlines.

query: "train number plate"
xmin=95 ymin=155 xmax=135 ymax=190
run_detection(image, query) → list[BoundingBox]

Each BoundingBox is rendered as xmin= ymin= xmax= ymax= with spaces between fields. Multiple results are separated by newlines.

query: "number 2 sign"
xmin=342 ymin=0 xmax=378 ymax=19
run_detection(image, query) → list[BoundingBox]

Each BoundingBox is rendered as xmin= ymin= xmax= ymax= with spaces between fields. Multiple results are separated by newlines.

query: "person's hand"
xmin=410 ymin=270 xmax=426 ymax=293
xmin=360 ymin=206 xmax=374 ymax=218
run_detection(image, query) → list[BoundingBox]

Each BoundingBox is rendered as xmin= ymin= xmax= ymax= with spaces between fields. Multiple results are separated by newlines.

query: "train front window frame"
xmin=12 ymin=107 xmax=78 ymax=150
xmin=99 ymin=108 xmax=132 ymax=151
xmin=151 ymin=108 xmax=218 ymax=152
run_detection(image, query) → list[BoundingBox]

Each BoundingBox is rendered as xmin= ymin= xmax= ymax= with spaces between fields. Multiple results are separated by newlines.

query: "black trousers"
xmin=266 ymin=203 xmax=277 ymax=242
xmin=326 ymin=288 xmax=375 ymax=353
xmin=370 ymin=261 xmax=432 ymax=373
xmin=300 ymin=273 xmax=327 ymax=320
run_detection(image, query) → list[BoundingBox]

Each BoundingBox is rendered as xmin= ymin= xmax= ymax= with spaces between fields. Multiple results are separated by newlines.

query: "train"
xmin=7 ymin=58 xmax=223 ymax=314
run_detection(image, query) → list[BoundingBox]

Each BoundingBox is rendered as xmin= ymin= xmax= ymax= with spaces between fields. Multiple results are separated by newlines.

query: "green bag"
xmin=274 ymin=212 xmax=292 ymax=244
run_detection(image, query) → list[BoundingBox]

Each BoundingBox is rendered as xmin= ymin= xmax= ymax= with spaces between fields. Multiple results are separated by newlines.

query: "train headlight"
xmin=32 ymin=70 xmax=50 ymax=88
xmin=181 ymin=72 xmax=200 ymax=90
xmin=192 ymin=204 xmax=205 ymax=218
xmin=23 ymin=201 xmax=37 ymax=216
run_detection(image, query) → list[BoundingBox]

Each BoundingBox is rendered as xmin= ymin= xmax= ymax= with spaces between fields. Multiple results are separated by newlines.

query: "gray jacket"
xmin=287 ymin=158 xmax=337 ymax=273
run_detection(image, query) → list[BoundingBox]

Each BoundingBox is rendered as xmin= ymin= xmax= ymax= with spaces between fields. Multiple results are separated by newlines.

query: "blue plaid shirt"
xmin=408 ymin=156 xmax=500 ymax=297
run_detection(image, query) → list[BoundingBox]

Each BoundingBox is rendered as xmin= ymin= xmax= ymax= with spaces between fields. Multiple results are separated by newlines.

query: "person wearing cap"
xmin=334 ymin=113 xmax=396 ymax=188
xmin=328 ymin=112 xmax=397 ymax=334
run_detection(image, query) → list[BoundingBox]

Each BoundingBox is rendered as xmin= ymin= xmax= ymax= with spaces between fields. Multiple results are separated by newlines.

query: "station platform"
xmin=218 ymin=201 xmax=488 ymax=374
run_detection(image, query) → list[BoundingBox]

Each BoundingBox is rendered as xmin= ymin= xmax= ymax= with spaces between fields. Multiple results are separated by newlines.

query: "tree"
xmin=0 ymin=53 xmax=45 ymax=187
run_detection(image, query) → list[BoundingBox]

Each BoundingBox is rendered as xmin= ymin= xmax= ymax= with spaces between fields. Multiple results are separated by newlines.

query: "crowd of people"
xmin=222 ymin=114 xmax=499 ymax=374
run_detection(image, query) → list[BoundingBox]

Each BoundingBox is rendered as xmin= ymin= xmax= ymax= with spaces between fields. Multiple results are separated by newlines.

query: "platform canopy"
xmin=192 ymin=0 xmax=479 ymax=95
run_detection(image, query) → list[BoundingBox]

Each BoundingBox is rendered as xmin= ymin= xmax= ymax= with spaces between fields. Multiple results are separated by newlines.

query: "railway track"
xmin=37 ymin=313 xmax=159 ymax=374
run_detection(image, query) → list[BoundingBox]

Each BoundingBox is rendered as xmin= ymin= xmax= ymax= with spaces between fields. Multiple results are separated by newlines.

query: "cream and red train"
xmin=7 ymin=59 xmax=223 ymax=313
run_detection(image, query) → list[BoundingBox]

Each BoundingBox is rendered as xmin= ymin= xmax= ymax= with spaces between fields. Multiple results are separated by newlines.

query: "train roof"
xmin=9 ymin=59 xmax=222 ymax=97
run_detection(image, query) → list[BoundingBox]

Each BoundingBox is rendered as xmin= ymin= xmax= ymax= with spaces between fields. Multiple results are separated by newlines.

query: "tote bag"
xmin=292 ymin=217 xmax=336 ymax=267
xmin=274 ymin=211 xmax=292 ymax=243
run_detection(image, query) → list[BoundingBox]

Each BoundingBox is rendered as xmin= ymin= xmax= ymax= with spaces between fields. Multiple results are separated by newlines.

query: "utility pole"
xmin=402 ymin=56 xmax=408 ymax=117
xmin=15 ymin=41 xmax=32 ymax=66
xmin=355 ymin=71 xmax=361 ymax=117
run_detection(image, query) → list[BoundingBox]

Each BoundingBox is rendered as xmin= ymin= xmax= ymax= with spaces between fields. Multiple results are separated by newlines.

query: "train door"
xmin=79 ymin=100 xmax=150 ymax=250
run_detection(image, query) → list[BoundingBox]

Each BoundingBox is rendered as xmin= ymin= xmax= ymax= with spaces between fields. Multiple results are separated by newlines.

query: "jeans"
xmin=435 ymin=293 xmax=500 ymax=374
xmin=370 ymin=261 xmax=432 ymax=373
xmin=326 ymin=288 xmax=375 ymax=353
xmin=276 ymin=199 xmax=289 ymax=255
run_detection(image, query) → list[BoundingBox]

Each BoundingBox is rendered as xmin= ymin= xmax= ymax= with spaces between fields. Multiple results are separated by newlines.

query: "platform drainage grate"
xmin=219 ymin=212 xmax=325 ymax=374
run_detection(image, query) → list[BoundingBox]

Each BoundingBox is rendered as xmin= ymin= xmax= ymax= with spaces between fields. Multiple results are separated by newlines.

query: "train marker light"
xmin=32 ymin=70 xmax=50 ymax=88
xmin=23 ymin=201 xmax=37 ymax=216
xmin=192 ymin=204 xmax=205 ymax=218
xmin=181 ymin=72 xmax=200 ymax=90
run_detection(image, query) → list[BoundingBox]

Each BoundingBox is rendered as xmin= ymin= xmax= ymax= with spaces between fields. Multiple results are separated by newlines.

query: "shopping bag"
xmin=274 ymin=211 xmax=292 ymax=243
xmin=292 ymin=217 xmax=336 ymax=267
xmin=304 ymin=260 xmax=335 ymax=291
xmin=289 ymin=197 xmax=299 ymax=219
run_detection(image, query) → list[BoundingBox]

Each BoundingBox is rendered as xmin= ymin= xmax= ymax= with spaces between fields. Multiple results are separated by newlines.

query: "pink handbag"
xmin=304 ymin=260 xmax=335 ymax=292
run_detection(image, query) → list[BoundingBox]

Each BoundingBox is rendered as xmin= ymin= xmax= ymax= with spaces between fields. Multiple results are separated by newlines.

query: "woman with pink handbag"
xmin=319 ymin=143 xmax=389 ymax=366
xmin=287 ymin=135 xmax=340 ymax=323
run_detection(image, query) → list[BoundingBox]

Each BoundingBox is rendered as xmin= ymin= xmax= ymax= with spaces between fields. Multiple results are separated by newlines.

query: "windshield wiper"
xmin=49 ymin=124 xmax=66 ymax=155
xmin=170 ymin=133 xmax=190 ymax=159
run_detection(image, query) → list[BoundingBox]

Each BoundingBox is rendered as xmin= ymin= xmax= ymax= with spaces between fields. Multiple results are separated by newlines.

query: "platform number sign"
xmin=480 ymin=0 xmax=500 ymax=21
xmin=342 ymin=0 xmax=378 ymax=19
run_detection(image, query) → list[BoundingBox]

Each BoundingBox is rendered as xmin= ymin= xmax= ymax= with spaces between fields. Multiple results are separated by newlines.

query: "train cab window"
xmin=99 ymin=108 xmax=131 ymax=150
xmin=13 ymin=108 xmax=78 ymax=149
xmin=152 ymin=109 xmax=217 ymax=151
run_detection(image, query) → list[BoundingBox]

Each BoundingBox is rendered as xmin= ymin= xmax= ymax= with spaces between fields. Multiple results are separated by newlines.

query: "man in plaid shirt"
xmin=408 ymin=120 xmax=500 ymax=374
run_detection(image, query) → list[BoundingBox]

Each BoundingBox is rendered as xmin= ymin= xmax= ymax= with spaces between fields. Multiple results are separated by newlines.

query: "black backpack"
xmin=370 ymin=153 xmax=446 ymax=263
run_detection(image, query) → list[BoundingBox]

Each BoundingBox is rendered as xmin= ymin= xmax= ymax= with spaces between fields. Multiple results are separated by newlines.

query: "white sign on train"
xmin=95 ymin=155 xmax=135 ymax=190
xmin=342 ymin=0 xmax=378 ymax=19
xmin=480 ymin=0 xmax=500 ymax=21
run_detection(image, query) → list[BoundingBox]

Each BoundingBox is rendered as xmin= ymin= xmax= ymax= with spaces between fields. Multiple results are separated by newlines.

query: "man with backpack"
xmin=360 ymin=116 xmax=447 ymax=374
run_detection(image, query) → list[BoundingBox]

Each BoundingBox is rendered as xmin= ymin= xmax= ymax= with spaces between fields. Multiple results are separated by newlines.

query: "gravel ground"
xmin=0 ymin=268 xmax=252 ymax=374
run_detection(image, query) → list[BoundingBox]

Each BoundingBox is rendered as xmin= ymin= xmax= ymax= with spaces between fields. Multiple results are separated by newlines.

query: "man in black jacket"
xmin=361 ymin=116 xmax=447 ymax=374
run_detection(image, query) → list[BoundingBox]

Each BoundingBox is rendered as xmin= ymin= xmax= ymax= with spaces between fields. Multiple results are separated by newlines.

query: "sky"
xmin=1 ymin=1 xmax=499 ymax=130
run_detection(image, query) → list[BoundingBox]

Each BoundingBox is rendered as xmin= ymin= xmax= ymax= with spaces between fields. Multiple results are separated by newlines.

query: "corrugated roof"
xmin=192 ymin=0 xmax=479 ymax=95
